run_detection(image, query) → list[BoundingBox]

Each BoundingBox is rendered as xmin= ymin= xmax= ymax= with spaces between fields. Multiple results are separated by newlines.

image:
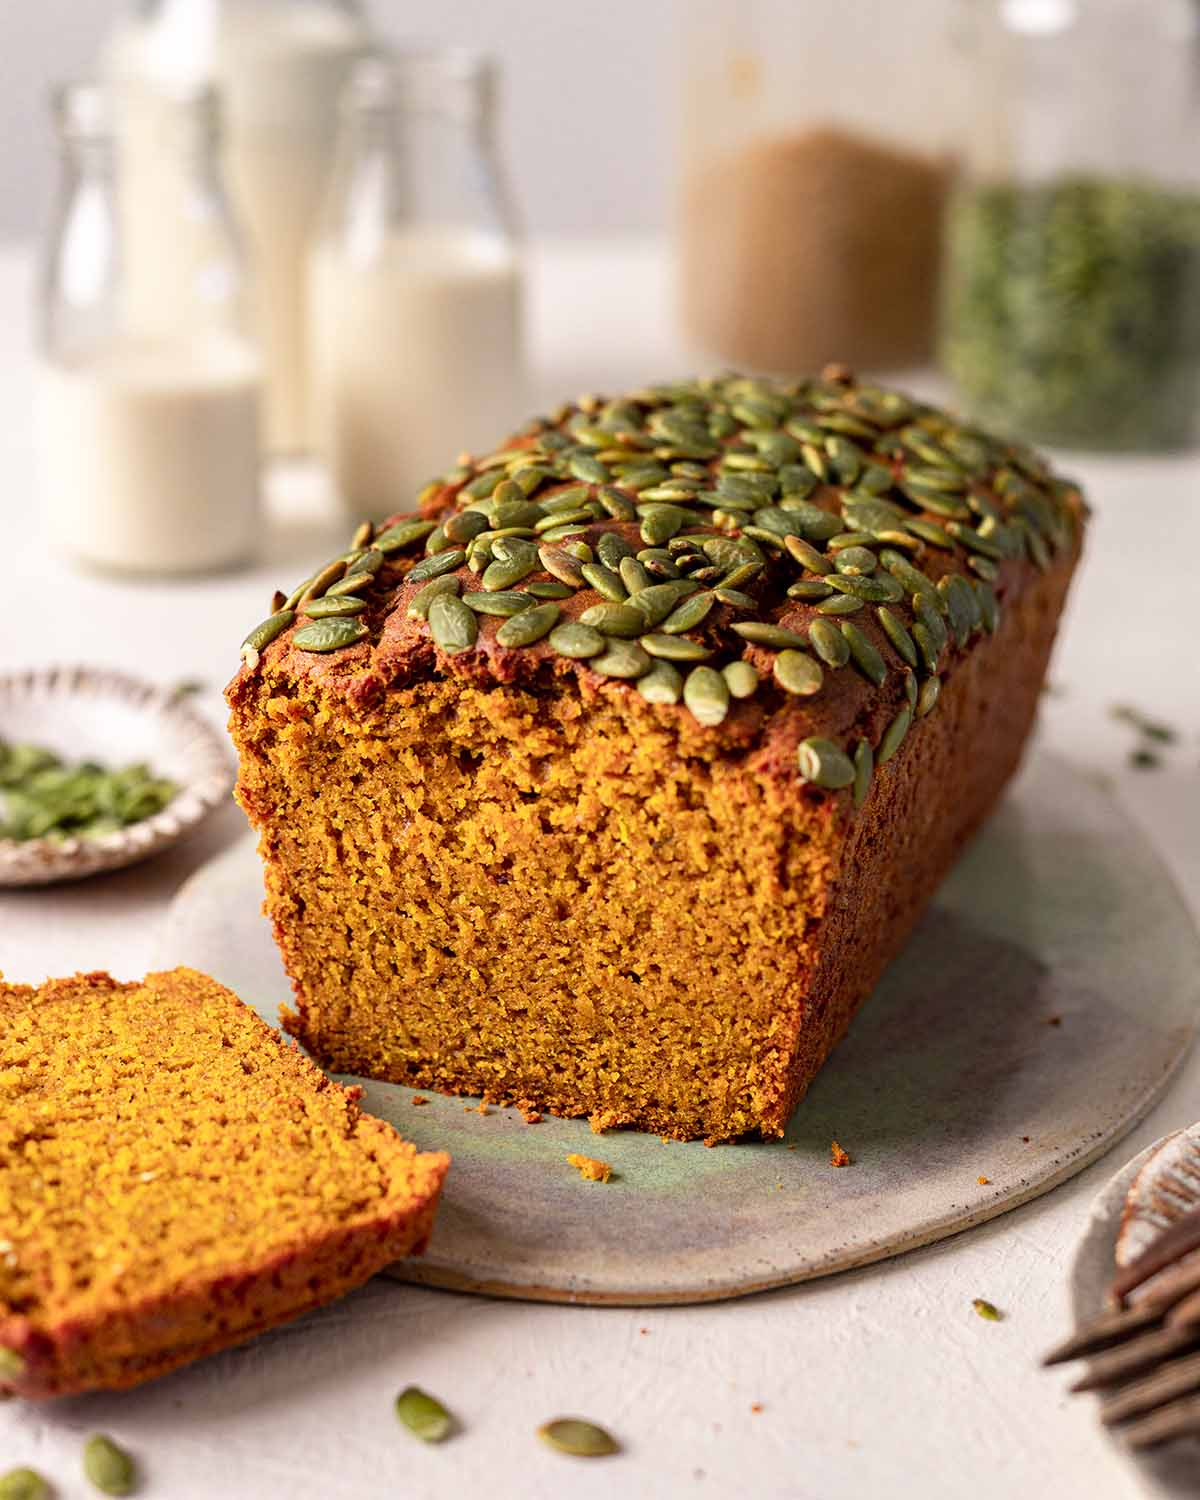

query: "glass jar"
xmin=940 ymin=0 xmax=1200 ymax=451
xmin=308 ymin=50 xmax=525 ymax=518
xmin=677 ymin=0 xmax=967 ymax=376
xmin=106 ymin=0 xmax=374 ymax=454
xmin=36 ymin=83 xmax=263 ymax=574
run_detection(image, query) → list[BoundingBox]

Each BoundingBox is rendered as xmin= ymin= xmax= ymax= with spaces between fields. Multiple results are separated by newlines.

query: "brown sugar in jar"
xmin=680 ymin=124 xmax=951 ymax=375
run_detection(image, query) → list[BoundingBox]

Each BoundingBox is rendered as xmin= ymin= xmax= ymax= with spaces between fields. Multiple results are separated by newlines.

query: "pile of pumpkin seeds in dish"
xmin=241 ymin=369 xmax=1081 ymax=799
xmin=0 ymin=740 xmax=177 ymax=843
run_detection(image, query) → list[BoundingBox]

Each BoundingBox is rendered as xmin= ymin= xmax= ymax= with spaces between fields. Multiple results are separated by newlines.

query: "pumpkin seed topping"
xmin=236 ymin=369 xmax=1081 ymax=801
xmin=293 ymin=617 xmax=369 ymax=653
xmin=797 ymin=737 xmax=856 ymax=790
xmin=428 ymin=594 xmax=479 ymax=654
xmin=722 ymin=659 xmax=759 ymax=699
xmin=496 ymin=602 xmax=560 ymax=647
xmin=0 ymin=1468 xmax=51 ymax=1500
xmin=683 ymin=665 xmax=730 ymax=726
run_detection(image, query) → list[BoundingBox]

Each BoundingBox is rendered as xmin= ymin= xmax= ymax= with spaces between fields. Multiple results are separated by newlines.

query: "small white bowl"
xmin=0 ymin=665 xmax=234 ymax=887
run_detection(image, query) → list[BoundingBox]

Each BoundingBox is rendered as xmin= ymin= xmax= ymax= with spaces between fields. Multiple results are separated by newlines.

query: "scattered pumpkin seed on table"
xmin=82 ymin=1434 xmax=136 ymax=1496
xmin=395 ymin=1385 xmax=454 ymax=1442
xmin=0 ymin=1470 xmax=51 ymax=1500
xmin=537 ymin=1418 xmax=619 ymax=1458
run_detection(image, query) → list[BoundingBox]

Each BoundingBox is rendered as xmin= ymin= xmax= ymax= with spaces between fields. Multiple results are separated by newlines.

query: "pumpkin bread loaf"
xmin=228 ymin=369 xmax=1086 ymax=1144
xmin=0 ymin=967 xmax=448 ymax=1398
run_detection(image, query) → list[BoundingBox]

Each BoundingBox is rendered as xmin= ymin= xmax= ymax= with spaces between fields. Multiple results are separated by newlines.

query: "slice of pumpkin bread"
xmin=0 ymin=967 xmax=449 ymax=1399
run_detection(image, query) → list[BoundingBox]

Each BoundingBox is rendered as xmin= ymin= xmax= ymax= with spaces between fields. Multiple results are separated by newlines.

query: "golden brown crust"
xmin=0 ymin=968 xmax=448 ymax=1398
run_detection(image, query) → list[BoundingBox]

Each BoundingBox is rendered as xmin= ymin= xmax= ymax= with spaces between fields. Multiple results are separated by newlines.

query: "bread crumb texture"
xmin=567 ymin=1154 xmax=613 ymax=1184
xmin=0 ymin=968 xmax=448 ymax=1398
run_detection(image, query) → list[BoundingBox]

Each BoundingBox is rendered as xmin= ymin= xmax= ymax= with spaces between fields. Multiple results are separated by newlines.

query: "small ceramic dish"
xmin=0 ymin=665 xmax=234 ymax=887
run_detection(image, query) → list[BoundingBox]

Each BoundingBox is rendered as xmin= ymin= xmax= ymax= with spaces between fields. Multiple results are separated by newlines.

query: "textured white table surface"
xmin=0 ymin=240 xmax=1197 ymax=1500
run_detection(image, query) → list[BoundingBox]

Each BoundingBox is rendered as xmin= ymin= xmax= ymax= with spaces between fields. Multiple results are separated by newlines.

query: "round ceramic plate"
xmin=0 ymin=665 xmax=234 ymax=887
xmin=1070 ymin=1130 xmax=1200 ymax=1498
xmin=159 ymin=752 xmax=1200 ymax=1305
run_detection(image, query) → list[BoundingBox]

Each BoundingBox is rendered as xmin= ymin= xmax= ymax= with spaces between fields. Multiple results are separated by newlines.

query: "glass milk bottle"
xmin=309 ymin=50 xmax=525 ymax=518
xmin=106 ymin=0 xmax=373 ymax=454
xmin=36 ymin=83 xmax=262 ymax=574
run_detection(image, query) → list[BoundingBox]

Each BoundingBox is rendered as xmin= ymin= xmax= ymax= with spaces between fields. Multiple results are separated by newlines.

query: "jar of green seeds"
xmin=940 ymin=0 xmax=1200 ymax=451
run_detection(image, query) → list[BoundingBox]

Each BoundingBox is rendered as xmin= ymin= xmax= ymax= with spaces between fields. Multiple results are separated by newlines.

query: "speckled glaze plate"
xmin=159 ymin=752 xmax=1200 ymax=1305
xmin=1069 ymin=1129 xmax=1200 ymax=1498
xmin=0 ymin=666 xmax=234 ymax=887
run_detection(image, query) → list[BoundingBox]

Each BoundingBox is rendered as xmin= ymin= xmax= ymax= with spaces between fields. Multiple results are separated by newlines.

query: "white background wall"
xmin=0 ymin=1 xmax=673 ymax=242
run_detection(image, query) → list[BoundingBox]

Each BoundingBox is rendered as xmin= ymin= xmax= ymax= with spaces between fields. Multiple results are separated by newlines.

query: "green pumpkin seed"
xmin=629 ymin=581 xmax=699 ymax=628
xmin=824 ymin=573 xmax=905 ymax=605
xmin=0 ymin=1467 xmax=50 ymax=1500
xmin=911 ymin=621 xmax=943 ymax=675
xmin=549 ymin=622 xmax=606 ymax=658
xmin=878 ymin=705 xmax=913 ymax=765
xmin=538 ymin=547 xmax=586 ymax=587
xmin=594 ymin=532 xmax=633 ymax=570
xmin=797 ymin=737 xmax=856 ymax=790
xmin=852 ymin=738 xmax=874 ymax=808
xmin=241 ymin=609 xmax=293 ymax=658
xmin=596 ymin=485 xmax=638 ymax=520
xmin=788 ymin=579 xmax=835 ymax=602
xmin=300 ymin=594 xmax=366 ymax=618
xmin=578 ymin=603 xmax=646 ymax=638
xmin=536 ymin=1417 xmax=619 ymax=1457
xmin=904 ymin=669 xmax=918 ymax=709
xmin=592 ymin=640 xmax=651 ymax=679
xmin=640 ymin=633 xmax=712 ymax=662
xmin=442 ymin=510 xmax=490 ymax=545
xmin=428 ymin=594 xmax=478 ymax=653
xmin=683 ymin=665 xmax=730 ymax=727
xmin=774 ymin=650 xmax=824 ymax=696
xmin=654 ymin=590 xmax=712 ymax=634
xmin=496 ymin=602 xmax=560 ymax=647
xmin=83 ymin=1434 xmax=135 ymax=1496
xmin=407 ymin=549 xmax=466 ymax=584
xmin=876 ymin=607 xmax=918 ymax=669
xmin=407 ymin=575 xmax=460 ymax=618
xmin=783 ymin=535 xmax=833 ymax=574
xmin=833 ymin=545 xmax=877 ymax=576
xmin=808 ymin=617 xmax=851 ymax=668
xmin=732 ymin=622 xmax=808 ymax=650
xmin=914 ymin=592 xmax=949 ymax=650
xmin=938 ymin=574 xmax=978 ymax=646
xmin=580 ymin=562 xmax=628 ymax=601
xmin=967 ymin=554 xmax=1000 ymax=582
xmin=637 ymin=659 xmax=684 ymax=703
xmin=483 ymin=555 xmax=538 ymax=591
xmin=640 ymin=505 xmax=691 ymax=546
xmin=376 ymin=519 xmax=438 ymax=554
xmin=395 ymin=1386 xmax=454 ymax=1443
xmin=880 ymin=549 xmax=938 ymax=599
xmin=904 ymin=517 xmax=956 ymax=550
xmin=618 ymin=556 xmax=653 ymax=594
xmin=722 ymin=660 xmax=759 ymax=699
xmin=535 ymin=508 xmax=592 ymax=534
xmin=462 ymin=468 xmax=505 ymax=499
xmin=462 ymin=590 xmax=534 ymax=616
xmin=292 ymin=617 xmax=369 ymax=653
xmin=815 ymin=593 xmax=864 ymax=615
xmin=713 ymin=587 xmax=758 ymax=610
xmin=525 ymin=580 xmax=574 ymax=599
xmin=975 ymin=581 xmax=1000 ymax=633
xmin=916 ymin=676 xmax=941 ymax=717
xmin=327 ymin=572 xmax=373 ymax=597
xmin=840 ymin=621 xmax=887 ymax=685
xmin=826 ymin=532 xmax=876 ymax=552
xmin=569 ymin=453 xmax=610 ymax=485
